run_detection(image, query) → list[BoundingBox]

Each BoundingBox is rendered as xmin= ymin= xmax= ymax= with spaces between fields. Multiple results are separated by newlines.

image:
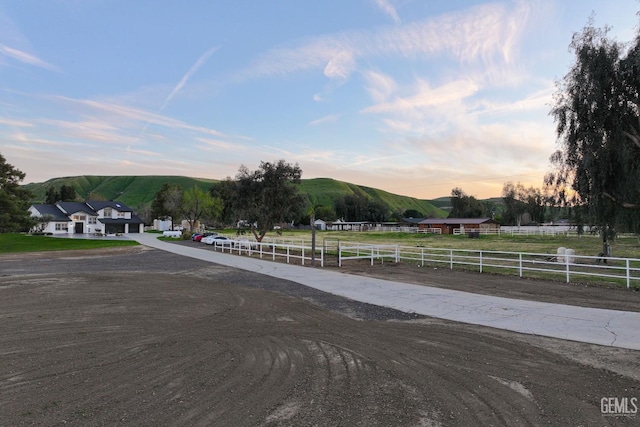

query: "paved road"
xmin=131 ymin=233 xmax=640 ymax=350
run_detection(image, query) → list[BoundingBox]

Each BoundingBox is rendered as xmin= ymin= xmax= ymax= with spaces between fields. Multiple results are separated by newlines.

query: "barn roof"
xmin=420 ymin=218 xmax=498 ymax=225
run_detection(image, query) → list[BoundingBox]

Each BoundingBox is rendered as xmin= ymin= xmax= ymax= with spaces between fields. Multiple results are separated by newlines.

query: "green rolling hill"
xmin=24 ymin=176 xmax=218 ymax=209
xmin=23 ymin=175 xmax=447 ymax=219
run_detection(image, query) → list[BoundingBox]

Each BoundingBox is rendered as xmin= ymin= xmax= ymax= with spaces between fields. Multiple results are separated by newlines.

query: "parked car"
xmin=193 ymin=232 xmax=217 ymax=242
xmin=205 ymin=235 xmax=231 ymax=246
xmin=200 ymin=233 xmax=221 ymax=245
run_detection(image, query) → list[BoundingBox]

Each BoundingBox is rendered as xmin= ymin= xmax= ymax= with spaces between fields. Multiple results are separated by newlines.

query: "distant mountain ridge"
xmin=23 ymin=175 xmax=447 ymax=219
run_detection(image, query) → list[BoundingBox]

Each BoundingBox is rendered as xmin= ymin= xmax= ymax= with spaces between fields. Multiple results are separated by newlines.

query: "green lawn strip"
xmin=0 ymin=234 xmax=139 ymax=254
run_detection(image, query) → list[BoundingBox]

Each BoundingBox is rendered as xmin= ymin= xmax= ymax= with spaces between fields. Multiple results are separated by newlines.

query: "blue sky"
xmin=1 ymin=0 xmax=638 ymax=199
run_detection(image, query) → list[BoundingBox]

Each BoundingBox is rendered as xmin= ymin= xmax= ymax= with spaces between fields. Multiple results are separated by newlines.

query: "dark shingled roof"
xmin=31 ymin=204 xmax=69 ymax=221
xmin=86 ymin=200 xmax=134 ymax=212
xmin=56 ymin=202 xmax=97 ymax=216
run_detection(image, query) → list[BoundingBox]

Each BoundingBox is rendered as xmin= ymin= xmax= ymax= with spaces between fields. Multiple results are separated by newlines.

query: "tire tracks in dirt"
xmin=1 ymin=248 xmax=639 ymax=425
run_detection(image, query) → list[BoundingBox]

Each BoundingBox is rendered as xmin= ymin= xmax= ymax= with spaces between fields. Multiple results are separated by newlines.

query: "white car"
xmin=200 ymin=234 xmax=220 ymax=245
xmin=204 ymin=235 xmax=231 ymax=246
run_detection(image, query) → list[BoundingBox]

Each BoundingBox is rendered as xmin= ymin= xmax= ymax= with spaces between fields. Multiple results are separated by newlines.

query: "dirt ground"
xmin=1 ymin=246 xmax=639 ymax=426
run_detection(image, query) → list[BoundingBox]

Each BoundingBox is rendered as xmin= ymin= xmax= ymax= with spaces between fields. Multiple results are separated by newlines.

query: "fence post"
xmin=302 ymin=247 xmax=305 ymax=266
xmin=480 ymin=251 xmax=483 ymax=273
xmin=626 ymin=259 xmax=630 ymax=289
xmin=272 ymin=244 xmax=276 ymax=261
xmin=450 ymin=249 xmax=453 ymax=270
xmin=519 ymin=253 xmax=522 ymax=278
xmin=320 ymin=246 xmax=324 ymax=268
xmin=565 ymin=254 xmax=570 ymax=283
xmin=395 ymin=245 xmax=399 ymax=263
xmin=421 ymin=248 xmax=424 ymax=267
xmin=339 ymin=245 xmax=342 ymax=267
xmin=287 ymin=246 xmax=290 ymax=264
xmin=371 ymin=247 xmax=374 ymax=266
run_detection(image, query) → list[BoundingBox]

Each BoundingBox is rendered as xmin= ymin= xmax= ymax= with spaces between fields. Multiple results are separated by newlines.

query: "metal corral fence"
xmin=338 ymin=243 xmax=640 ymax=288
xmin=208 ymin=237 xmax=325 ymax=267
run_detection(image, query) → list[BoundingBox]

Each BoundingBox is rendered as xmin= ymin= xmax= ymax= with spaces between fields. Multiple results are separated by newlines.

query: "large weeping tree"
xmin=546 ymin=20 xmax=640 ymax=252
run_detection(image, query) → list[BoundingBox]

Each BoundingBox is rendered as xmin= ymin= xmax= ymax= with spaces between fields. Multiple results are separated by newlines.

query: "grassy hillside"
xmin=24 ymin=176 xmax=218 ymax=209
xmin=23 ymin=175 xmax=447 ymax=218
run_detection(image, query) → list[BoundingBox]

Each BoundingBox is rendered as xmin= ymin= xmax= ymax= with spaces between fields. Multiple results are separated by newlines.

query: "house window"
xmin=117 ymin=211 xmax=125 ymax=218
xmin=104 ymin=208 xmax=112 ymax=218
xmin=88 ymin=217 xmax=97 ymax=224
xmin=55 ymin=223 xmax=67 ymax=231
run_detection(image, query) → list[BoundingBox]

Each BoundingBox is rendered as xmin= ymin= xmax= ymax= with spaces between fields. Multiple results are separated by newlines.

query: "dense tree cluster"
xmin=334 ymin=193 xmax=389 ymax=222
xmin=501 ymin=183 xmax=546 ymax=226
xmin=448 ymin=188 xmax=488 ymax=219
xmin=152 ymin=184 xmax=222 ymax=232
xmin=44 ymin=184 xmax=77 ymax=204
xmin=402 ymin=209 xmax=424 ymax=219
xmin=155 ymin=160 xmax=306 ymax=241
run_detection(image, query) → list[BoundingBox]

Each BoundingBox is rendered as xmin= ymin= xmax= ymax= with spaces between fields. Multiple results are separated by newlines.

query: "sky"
xmin=1 ymin=0 xmax=639 ymax=200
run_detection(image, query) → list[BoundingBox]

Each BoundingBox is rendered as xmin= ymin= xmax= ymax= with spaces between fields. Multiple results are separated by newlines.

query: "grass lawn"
xmin=0 ymin=234 xmax=139 ymax=254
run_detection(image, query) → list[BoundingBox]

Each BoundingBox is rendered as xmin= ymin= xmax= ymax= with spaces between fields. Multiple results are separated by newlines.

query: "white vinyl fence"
xmin=197 ymin=237 xmax=640 ymax=288
xmin=338 ymin=243 xmax=640 ymax=288
xmin=208 ymin=237 xmax=324 ymax=267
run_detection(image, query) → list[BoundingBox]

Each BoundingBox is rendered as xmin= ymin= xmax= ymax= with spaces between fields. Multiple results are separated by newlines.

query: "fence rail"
xmin=195 ymin=237 xmax=640 ymax=288
xmin=208 ymin=237 xmax=324 ymax=267
xmin=337 ymin=243 xmax=640 ymax=288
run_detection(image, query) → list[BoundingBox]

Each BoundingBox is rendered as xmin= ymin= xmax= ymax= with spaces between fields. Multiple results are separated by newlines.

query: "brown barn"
xmin=418 ymin=218 xmax=499 ymax=235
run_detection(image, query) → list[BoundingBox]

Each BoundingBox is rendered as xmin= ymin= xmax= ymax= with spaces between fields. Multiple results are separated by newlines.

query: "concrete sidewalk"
xmin=131 ymin=233 xmax=640 ymax=351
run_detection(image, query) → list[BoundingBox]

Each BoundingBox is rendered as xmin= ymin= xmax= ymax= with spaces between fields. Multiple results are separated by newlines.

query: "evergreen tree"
xmin=0 ymin=153 xmax=34 ymax=233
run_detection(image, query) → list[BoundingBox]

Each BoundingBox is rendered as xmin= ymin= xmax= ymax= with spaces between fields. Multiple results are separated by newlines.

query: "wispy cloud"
xmin=346 ymin=153 xmax=407 ymax=167
xmin=309 ymin=114 xmax=339 ymax=126
xmin=242 ymin=2 xmax=533 ymax=80
xmin=5 ymin=132 xmax=82 ymax=148
xmin=0 ymin=44 xmax=59 ymax=71
xmin=196 ymin=137 xmax=243 ymax=151
xmin=39 ymin=118 xmax=140 ymax=144
xmin=125 ymin=146 xmax=161 ymax=156
xmin=162 ymin=46 xmax=220 ymax=110
xmin=0 ymin=118 xmax=33 ymax=127
xmin=362 ymin=70 xmax=396 ymax=103
xmin=362 ymin=79 xmax=479 ymax=114
xmin=372 ymin=0 xmax=401 ymax=24
xmin=55 ymin=95 xmax=231 ymax=138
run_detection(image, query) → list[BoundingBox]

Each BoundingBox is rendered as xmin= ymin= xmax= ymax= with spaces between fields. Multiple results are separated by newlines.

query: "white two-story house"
xmin=29 ymin=200 xmax=144 ymax=235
